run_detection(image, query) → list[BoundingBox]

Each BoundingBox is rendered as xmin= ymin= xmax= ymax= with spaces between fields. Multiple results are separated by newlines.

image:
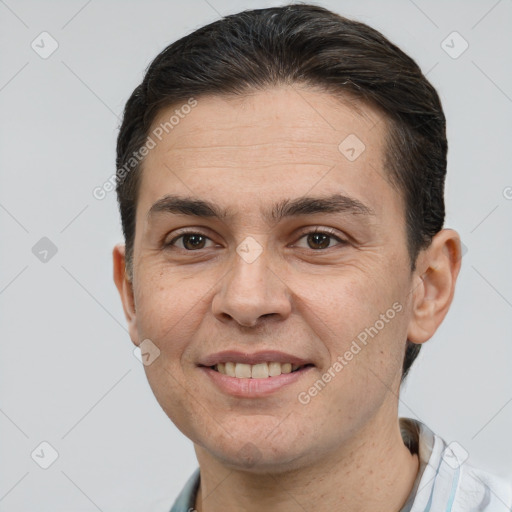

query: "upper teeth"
xmin=215 ymin=362 xmax=302 ymax=379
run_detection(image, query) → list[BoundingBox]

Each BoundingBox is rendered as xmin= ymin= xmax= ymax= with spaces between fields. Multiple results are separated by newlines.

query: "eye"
xmin=165 ymin=231 xmax=216 ymax=251
xmin=164 ymin=227 xmax=348 ymax=252
xmin=294 ymin=228 xmax=348 ymax=250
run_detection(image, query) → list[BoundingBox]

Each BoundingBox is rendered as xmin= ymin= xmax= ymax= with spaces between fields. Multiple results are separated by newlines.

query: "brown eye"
xmin=181 ymin=234 xmax=207 ymax=250
xmin=295 ymin=228 xmax=347 ymax=250
xmin=166 ymin=232 xmax=214 ymax=250
xmin=306 ymin=232 xmax=331 ymax=250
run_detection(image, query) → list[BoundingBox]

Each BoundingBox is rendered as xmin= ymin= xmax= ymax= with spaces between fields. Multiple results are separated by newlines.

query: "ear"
xmin=113 ymin=244 xmax=138 ymax=345
xmin=407 ymin=229 xmax=462 ymax=344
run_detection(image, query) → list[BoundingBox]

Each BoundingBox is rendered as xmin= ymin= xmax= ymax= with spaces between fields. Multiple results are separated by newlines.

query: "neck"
xmin=193 ymin=415 xmax=419 ymax=512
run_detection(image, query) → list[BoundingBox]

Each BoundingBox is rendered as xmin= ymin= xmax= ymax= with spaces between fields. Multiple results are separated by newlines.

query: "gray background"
xmin=1 ymin=0 xmax=511 ymax=510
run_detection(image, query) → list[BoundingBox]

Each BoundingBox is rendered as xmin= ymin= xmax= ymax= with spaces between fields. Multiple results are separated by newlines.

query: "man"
xmin=113 ymin=4 xmax=511 ymax=511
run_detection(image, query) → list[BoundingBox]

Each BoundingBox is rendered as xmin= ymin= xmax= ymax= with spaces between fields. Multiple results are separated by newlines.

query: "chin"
xmin=205 ymin=435 xmax=310 ymax=474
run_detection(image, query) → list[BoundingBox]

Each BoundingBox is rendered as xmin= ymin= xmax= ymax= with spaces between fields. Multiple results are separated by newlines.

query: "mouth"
xmin=198 ymin=361 xmax=315 ymax=398
xmin=205 ymin=361 xmax=315 ymax=379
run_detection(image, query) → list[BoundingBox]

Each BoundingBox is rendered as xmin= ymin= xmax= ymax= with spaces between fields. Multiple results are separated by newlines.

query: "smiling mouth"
xmin=207 ymin=362 xmax=314 ymax=379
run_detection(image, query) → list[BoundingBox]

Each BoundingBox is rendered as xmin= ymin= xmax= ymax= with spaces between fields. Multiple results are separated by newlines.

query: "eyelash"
xmin=164 ymin=227 xmax=348 ymax=251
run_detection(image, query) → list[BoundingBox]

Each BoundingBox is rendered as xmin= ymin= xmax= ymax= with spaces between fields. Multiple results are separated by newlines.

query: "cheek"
xmin=298 ymin=269 xmax=407 ymax=376
xmin=293 ymin=267 xmax=388 ymax=330
xmin=133 ymin=268 xmax=206 ymax=351
xmin=143 ymin=359 xmax=203 ymax=440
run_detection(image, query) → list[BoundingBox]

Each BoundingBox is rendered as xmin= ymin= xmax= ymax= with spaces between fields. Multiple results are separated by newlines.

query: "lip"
xmin=199 ymin=365 xmax=314 ymax=398
xmin=197 ymin=350 xmax=313 ymax=367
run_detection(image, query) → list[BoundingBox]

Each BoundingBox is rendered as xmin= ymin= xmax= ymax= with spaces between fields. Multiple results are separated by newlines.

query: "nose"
xmin=211 ymin=242 xmax=292 ymax=327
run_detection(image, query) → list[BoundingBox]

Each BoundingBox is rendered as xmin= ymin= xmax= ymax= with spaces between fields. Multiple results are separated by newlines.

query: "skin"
xmin=113 ymin=85 xmax=462 ymax=511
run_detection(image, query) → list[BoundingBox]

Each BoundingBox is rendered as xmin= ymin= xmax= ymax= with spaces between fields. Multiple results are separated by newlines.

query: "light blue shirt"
xmin=166 ymin=418 xmax=512 ymax=511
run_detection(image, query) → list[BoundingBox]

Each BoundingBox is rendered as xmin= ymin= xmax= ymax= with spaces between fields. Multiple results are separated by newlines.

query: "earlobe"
xmin=406 ymin=229 xmax=462 ymax=345
xmin=112 ymin=244 xmax=138 ymax=344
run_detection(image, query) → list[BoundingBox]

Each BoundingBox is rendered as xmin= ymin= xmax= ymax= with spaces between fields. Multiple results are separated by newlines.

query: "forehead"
xmin=139 ymin=86 xmax=400 ymax=223
xmin=150 ymin=86 xmax=384 ymax=161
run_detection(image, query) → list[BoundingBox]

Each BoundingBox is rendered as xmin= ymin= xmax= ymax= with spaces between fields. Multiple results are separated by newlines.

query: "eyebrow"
xmin=147 ymin=193 xmax=376 ymax=225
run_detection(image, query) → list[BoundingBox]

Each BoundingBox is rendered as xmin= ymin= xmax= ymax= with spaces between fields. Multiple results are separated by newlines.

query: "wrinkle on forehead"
xmin=145 ymin=88 xmax=388 ymax=183
xmin=150 ymin=84 xmax=386 ymax=151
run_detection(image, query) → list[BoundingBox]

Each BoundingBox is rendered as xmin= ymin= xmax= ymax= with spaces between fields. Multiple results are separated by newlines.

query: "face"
xmin=117 ymin=86 xmax=422 ymax=472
